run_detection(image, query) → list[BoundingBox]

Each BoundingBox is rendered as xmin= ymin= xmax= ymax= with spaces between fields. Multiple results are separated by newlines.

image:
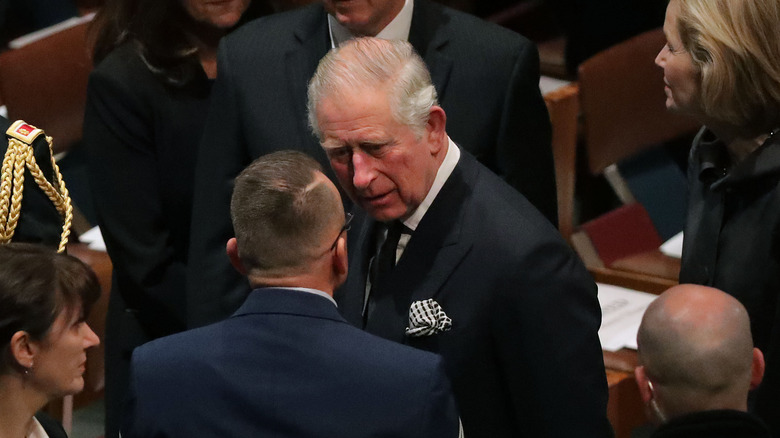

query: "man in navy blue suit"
xmin=309 ymin=38 xmax=613 ymax=438
xmin=121 ymin=151 xmax=459 ymax=438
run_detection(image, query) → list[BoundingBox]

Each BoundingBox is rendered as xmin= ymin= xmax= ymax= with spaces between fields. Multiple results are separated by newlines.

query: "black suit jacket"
xmin=337 ymin=150 xmax=611 ymax=438
xmin=188 ymin=0 xmax=555 ymax=327
xmin=122 ymin=288 xmax=459 ymax=438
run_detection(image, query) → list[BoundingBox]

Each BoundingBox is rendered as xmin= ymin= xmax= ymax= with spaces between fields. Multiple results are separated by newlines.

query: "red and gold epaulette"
xmin=6 ymin=120 xmax=44 ymax=145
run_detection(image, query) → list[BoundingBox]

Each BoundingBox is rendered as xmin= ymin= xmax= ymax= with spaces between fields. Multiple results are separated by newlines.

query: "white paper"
xmin=597 ymin=283 xmax=658 ymax=351
xmin=78 ymin=226 xmax=107 ymax=252
xmin=539 ymin=76 xmax=571 ymax=95
xmin=8 ymin=13 xmax=95 ymax=49
xmin=660 ymin=231 xmax=684 ymax=258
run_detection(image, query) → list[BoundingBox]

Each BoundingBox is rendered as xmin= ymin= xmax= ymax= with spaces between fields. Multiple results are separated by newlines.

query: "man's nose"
xmin=351 ymin=151 xmax=377 ymax=190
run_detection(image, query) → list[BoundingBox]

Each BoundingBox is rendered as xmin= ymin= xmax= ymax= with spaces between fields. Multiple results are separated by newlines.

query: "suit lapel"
xmin=285 ymin=6 xmax=330 ymax=155
xmin=335 ymin=208 xmax=377 ymax=328
xmin=365 ymin=155 xmax=475 ymax=343
xmin=409 ymin=0 xmax=453 ymax=102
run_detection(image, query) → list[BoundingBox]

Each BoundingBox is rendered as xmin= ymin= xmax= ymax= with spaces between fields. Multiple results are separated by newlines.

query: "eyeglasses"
xmin=329 ymin=212 xmax=354 ymax=251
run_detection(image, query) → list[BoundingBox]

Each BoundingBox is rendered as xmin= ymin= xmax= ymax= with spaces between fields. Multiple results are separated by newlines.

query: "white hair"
xmin=307 ymin=38 xmax=438 ymax=138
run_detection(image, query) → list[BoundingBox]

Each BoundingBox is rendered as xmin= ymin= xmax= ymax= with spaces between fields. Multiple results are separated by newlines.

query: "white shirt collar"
xmin=328 ymin=0 xmax=414 ymax=48
xmin=283 ymin=287 xmax=338 ymax=307
xmin=28 ymin=418 xmax=48 ymax=438
xmin=403 ymin=137 xmax=460 ymax=231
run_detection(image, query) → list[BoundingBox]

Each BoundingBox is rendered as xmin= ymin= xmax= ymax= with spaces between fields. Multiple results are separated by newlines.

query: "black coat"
xmin=187 ymin=0 xmax=555 ymax=327
xmin=681 ymin=128 xmax=780 ymax=436
xmin=651 ymin=410 xmax=771 ymax=438
xmin=337 ymin=150 xmax=611 ymax=438
xmin=83 ymin=42 xmax=212 ymax=438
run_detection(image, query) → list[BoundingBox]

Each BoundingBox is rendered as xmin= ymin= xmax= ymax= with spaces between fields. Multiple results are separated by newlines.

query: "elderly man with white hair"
xmin=309 ymin=37 xmax=612 ymax=438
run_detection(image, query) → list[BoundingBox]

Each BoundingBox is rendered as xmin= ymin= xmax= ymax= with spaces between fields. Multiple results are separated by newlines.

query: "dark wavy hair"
xmin=89 ymin=0 xmax=270 ymax=86
xmin=0 ymin=243 xmax=101 ymax=373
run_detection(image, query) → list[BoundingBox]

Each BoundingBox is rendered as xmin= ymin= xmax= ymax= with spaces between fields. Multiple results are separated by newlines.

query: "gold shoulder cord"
xmin=0 ymin=120 xmax=72 ymax=253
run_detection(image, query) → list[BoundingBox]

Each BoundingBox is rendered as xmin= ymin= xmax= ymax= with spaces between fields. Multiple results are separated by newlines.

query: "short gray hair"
xmin=307 ymin=38 xmax=438 ymax=138
xmin=230 ymin=151 xmax=343 ymax=278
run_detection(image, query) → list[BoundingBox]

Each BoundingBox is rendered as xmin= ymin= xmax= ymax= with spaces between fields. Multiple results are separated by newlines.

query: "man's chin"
xmin=361 ymin=204 xmax=405 ymax=223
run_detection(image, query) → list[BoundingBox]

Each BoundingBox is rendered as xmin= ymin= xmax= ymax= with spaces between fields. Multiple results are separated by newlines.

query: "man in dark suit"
xmin=309 ymin=37 xmax=611 ymax=438
xmin=635 ymin=284 xmax=770 ymax=437
xmin=188 ymin=0 xmax=555 ymax=328
xmin=122 ymin=151 xmax=459 ymax=438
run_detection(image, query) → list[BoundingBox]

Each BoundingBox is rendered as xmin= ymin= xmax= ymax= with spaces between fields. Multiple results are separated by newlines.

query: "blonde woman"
xmin=656 ymin=0 xmax=780 ymax=433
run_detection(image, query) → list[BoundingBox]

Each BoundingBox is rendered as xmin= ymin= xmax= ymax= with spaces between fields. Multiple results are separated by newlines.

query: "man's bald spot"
xmin=638 ymin=284 xmax=754 ymax=392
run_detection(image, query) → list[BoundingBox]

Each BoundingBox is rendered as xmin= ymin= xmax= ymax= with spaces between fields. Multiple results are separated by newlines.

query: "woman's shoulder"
xmin=93 ymin=41 xmax=147 ymax=75
xmin=88 ymin=41 xmax=168 ymax=105
xmin=90 ymin=41 xmax=160 ymax=90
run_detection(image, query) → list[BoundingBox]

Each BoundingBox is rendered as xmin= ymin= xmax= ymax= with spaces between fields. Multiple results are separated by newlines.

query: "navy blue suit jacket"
xmin=187 ymin=0 xmax=554 ymax=328
xmin=337 ymin=151 xmax=612 ymax=438
xmin=122 ymin=288 xmax=459 ymax=437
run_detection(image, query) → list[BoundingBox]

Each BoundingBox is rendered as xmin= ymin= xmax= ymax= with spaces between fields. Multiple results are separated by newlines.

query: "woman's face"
xmin=29 ymin=306 xmax=99 ymax=398
xmin=655 ymin=0 xmax=701 ymax=115
xmin=180 ymin=0 xmax=251 ymax=29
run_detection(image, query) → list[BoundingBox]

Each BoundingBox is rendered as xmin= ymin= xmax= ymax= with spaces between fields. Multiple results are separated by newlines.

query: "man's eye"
xmin=365 ymin=143 xmax=387 ymax=156
xmin=327 ymin=148 xmax=351 ymax=162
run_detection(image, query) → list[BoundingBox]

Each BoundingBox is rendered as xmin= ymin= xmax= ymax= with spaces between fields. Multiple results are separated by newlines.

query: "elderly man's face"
xmin=318 ymin=88 xmax=441 ymax=222
xmin=322 ymin=0 xmax=404 ymax=36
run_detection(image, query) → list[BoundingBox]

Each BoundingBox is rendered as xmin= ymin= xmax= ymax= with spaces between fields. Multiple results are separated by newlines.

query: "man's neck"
xmin=328 ymin=0 xmax=413 ymax=47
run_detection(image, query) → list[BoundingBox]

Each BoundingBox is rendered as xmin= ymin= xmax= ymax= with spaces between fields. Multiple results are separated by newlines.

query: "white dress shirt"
xmin=397 ymin=137 xmax=460 ymax=260
xmin=28 ymin=418 xmax=48 ymax=438
xmin=284 ymin=287 xmax=338 ymax=307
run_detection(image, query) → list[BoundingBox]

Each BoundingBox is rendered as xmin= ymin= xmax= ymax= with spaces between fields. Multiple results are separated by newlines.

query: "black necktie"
xmin=375 ymin=220 xmax=405 ymax=280
xmin=364 ymin=221 xmax=407 ymax=326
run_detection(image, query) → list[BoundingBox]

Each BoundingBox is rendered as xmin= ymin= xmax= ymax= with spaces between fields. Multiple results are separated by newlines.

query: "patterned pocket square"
xmin=405 ymin=299 xmax=452 ymax=337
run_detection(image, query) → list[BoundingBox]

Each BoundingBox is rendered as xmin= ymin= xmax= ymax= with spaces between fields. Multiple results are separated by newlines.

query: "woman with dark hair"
xmin=83 ymin=1 xmax=266 ymax=436
xmin=656 ymin=0 xmax=780 ymax=434
xmin=0 ymin=243 xmax=100 ymax=438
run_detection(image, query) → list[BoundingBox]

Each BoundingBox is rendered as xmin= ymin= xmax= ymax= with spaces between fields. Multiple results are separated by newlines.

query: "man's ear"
xmin=332 ymin=235 xmax=349 ymax=287
xmin=226 ymin=238 xmax=247 ymax=276
xmin=10 ymin=331 xmax=35 ymax=369
xmin=425 ymin=105 xmax=447 ymax=154
xmin=751 ymin=348 xmax=766 ymax=390
xmin=635 ymin=366 xmax=653 ymax=404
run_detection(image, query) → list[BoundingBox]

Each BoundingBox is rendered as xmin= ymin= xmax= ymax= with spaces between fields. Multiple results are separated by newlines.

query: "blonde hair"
xmin=676 ymin=0 xmax=780 ymax=135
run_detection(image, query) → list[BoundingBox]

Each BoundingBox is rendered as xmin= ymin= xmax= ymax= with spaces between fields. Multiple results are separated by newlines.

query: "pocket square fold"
xmin=405 ymin=299 xmax=452 ymax=337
